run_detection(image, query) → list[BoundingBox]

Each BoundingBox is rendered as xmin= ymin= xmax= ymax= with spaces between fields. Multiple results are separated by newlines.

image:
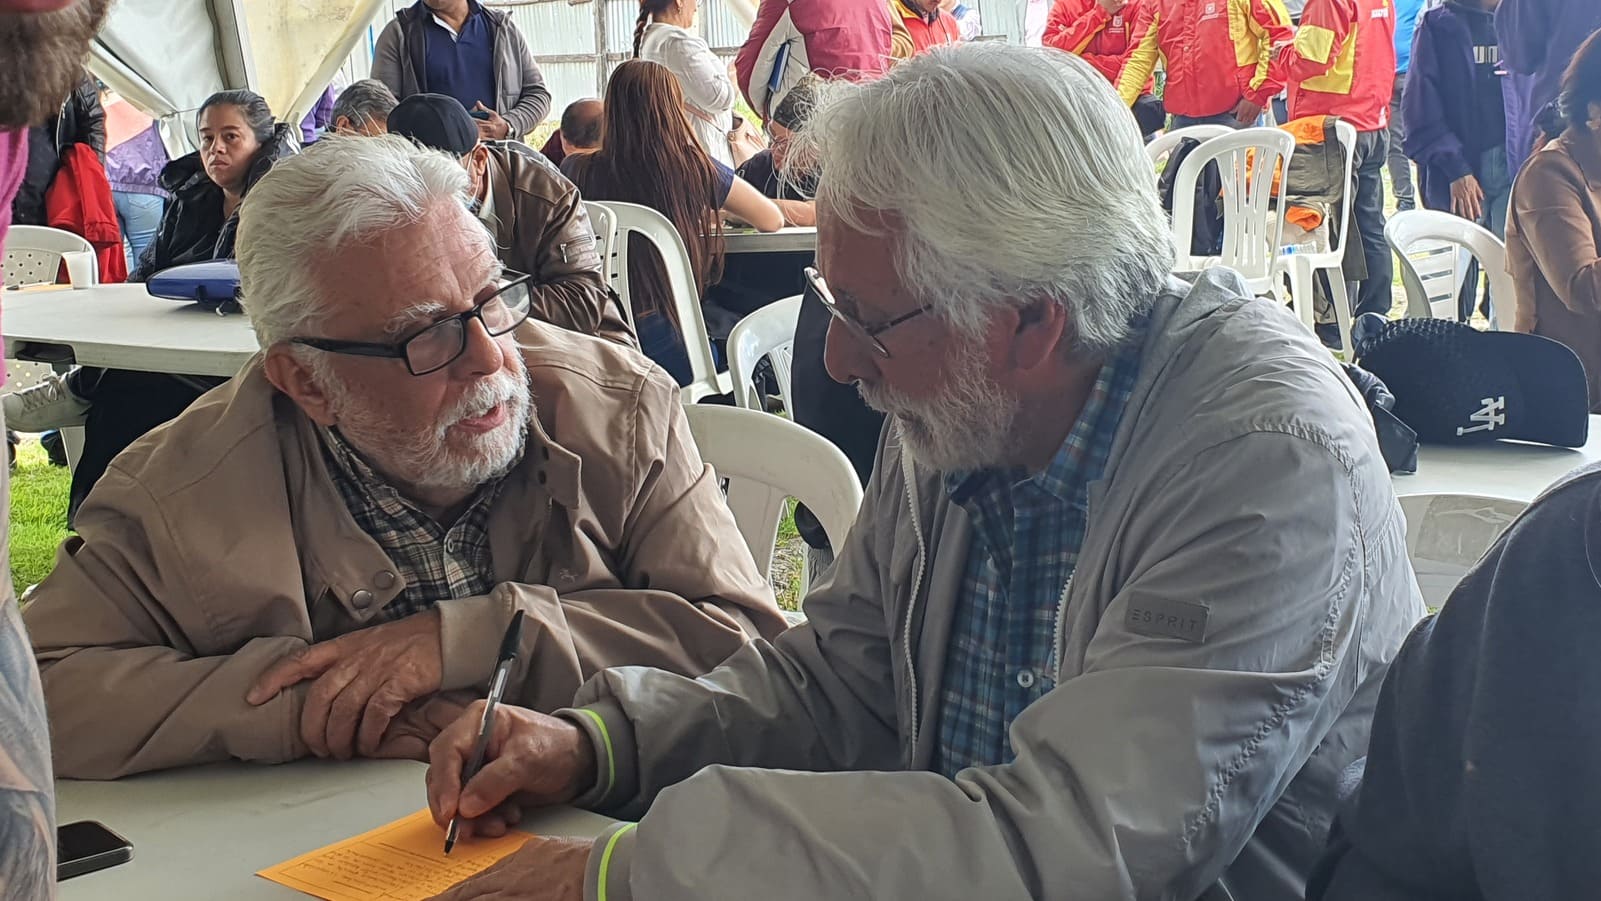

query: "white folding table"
xmin=56 ymin=759 xmax=618 ymax=900
xmin=3 ymin=284 xmax=258 ymax=378
xmin=1395 ymin=415 xmax=1601 ymax=503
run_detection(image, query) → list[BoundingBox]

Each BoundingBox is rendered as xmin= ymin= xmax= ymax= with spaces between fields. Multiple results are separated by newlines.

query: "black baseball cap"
xmin=387 ymin=93 xmax=478 ymax=156
xmin=1355 ymin=316 xmax=1590 ymax=448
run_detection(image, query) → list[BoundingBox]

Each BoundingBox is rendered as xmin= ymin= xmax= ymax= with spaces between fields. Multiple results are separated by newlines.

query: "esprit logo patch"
xmin=1126 ymin=598 xmax=1210 ymax=643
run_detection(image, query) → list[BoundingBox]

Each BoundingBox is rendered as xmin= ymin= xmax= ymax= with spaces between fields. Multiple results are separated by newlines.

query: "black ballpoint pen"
xmin=444 ymin=609 xmax=525 ymax=854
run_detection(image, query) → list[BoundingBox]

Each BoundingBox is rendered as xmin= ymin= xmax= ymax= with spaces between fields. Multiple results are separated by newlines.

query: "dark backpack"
xmin=1157 ymin=138 xmax=1224 ymax=258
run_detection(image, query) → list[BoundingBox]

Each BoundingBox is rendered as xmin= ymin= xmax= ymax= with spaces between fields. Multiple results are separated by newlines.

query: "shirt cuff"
xmin=584 ymin=822 xmax=639 ymax=901
xmin=557 ymin=698 xmax=640 ymax=813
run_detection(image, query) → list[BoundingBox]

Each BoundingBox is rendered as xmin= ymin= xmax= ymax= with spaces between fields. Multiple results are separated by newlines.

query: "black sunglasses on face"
xmin=290 ymin=273 xmax=535 ymax=376
xmin=803 ymin=266 xmax=932 ymax=359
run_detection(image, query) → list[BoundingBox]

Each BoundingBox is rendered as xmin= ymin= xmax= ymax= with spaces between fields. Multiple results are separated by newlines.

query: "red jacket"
xmin=890 ymin=0 xmax=961 ymax=57
xmin=44 ymin=143 xmax=126 ymax=284
xmin=1270 ymin=0 xmax=1397 ymax=132
xmin=1118 ymin=0 xmax=1294 ymax=118
xmin=1043 ymin=0 xmax=1156 ymax=90
xmin=736 ymin=0 xmax=894 ymax=118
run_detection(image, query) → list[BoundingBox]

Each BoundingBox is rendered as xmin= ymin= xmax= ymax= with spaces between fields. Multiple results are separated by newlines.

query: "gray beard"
xmin=0 ymin=0 xmax=112 ymax=130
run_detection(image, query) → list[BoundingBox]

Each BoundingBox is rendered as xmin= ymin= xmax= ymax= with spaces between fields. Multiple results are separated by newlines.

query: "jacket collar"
xmin=1560 ymin=132 xmax=1601 ymax=192
xmin=269 ymin=359 xmax=584 ymax=620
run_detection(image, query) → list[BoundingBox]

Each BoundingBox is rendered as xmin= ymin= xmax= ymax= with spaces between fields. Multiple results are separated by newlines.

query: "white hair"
xmin=235 ymin=133 xmax=471 ymax=348
xmin=796 ymin=43 xmax=1175 ymax=355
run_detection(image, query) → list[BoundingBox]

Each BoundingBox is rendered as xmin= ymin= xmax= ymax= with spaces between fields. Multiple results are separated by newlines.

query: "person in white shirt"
xmin=633 ymin=0 xmax=736 ymax=166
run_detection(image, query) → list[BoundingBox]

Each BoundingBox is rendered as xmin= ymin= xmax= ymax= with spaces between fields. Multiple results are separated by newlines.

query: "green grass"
xmin=9 ymin=439 xmax=70 ymax=597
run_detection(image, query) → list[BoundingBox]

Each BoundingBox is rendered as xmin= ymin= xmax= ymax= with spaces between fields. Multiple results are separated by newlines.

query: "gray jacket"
xmin=563 ymin=270 xmax=1426 ymax=901
xmin=371 ymin=2 xmax=551 ymax=140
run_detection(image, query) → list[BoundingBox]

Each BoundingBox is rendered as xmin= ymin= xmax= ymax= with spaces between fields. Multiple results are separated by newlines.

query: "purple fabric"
xmin=0 ymin=128 xmax=24 ymax=378
xmin=1495 ymin=0 xmax=1601 ymax=172
xmin=299 ymin=86 xmax=337 ymax=145
xmin=105 ymin=122 xmax=170 ymax=197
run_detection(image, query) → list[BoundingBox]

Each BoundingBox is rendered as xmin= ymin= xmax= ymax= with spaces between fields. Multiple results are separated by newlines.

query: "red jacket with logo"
xmin=1043 ymin=0 xmax=1156 ymax=91
xmin=1270 ymin=0 xmax=1397 ymax=131
xmin=1118 ymin=0 xmax=1294 ymax=118
xmin=890 ymin=0 xmax=962 ymax=57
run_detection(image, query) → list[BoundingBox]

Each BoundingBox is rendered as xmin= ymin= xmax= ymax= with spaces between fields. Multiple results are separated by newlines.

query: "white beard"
xmin=856 ymin=337 xmax=1018 ymax=472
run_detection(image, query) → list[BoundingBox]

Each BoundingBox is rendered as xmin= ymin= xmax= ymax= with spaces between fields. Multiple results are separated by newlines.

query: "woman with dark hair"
xmin=562 ymin=60 xmax=781 ymax=385
xmin=634 ymin=0 xmax=737 ymax=166
xmin=1507 ymin=29 xmax=1601 ymax=411
xmin=132 ymin=89 xmax=296 ymax=279
xmin=4 ymin=89 xmax=297 ymax=518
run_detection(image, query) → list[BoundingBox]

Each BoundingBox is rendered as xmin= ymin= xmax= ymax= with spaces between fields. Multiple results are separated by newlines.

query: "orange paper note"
xmin=257 ymin=809 xmax=531 ymax=900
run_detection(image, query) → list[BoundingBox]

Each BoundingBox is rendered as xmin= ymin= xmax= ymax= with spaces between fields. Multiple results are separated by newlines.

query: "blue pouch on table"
xmin=145 ymin=260 xmax=242 ymax=314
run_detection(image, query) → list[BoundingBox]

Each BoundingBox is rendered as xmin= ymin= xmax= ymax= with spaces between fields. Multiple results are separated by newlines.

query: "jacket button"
xmin=541 ymin=447 xmax=551 ymax=461
xmin=1015 ymin=669 xmax=1037 ymax=689
xmin=373 ymin=571 xmax=397 ymax=589
xmin=537 ymin=471 xmax=548 ymax=485
xmin=351 ymin=590 xmax=375 ymax=609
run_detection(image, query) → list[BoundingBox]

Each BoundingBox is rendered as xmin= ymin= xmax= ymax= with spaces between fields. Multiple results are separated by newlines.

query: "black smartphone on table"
xmin=58 ymin=821 xmax=133 ymax=880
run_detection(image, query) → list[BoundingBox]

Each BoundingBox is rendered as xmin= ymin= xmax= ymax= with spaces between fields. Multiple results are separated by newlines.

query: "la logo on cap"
xmin=1457 ymin=396 xmax=1506 ymax=437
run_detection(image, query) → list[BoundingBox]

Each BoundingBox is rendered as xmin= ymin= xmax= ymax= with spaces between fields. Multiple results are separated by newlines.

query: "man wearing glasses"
xmin=23 ymin=134 xmax=785 ymax=780
xmin=422 ymin=45 xmax=1422 ymax=901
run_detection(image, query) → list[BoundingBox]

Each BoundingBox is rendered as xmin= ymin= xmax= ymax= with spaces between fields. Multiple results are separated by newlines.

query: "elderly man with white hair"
xmin=422 ymin=43 xmax=1424 ymax=901
xmin=22 ymin=134 xmax=785 ymax=781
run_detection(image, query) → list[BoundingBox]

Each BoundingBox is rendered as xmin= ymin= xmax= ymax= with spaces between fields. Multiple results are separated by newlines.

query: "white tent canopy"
xmin=89 ymin=0 xmax=385 ymax=154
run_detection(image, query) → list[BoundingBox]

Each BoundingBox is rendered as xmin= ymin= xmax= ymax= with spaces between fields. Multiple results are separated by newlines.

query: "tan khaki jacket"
xmin=25 ymin=321 xmax=783 ymax=779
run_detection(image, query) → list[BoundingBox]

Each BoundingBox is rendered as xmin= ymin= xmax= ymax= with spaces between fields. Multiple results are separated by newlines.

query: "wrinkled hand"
xmin=1232 ymin=98 xmax=1264 ymax=126
xmin=1450 ymin=173 xmax=1485 ymax=223
xmin=429 ymin=836 xmax=590 ymax=901
xmin=427 ymin=703 xmax=596 ymax=842
xmin=371 ymin=691 xmax=478 ymax=762
xmin=247 ymin=609 xmax=444 ymax=760
xmin=473 ymin=102 xmax=511 ymax=141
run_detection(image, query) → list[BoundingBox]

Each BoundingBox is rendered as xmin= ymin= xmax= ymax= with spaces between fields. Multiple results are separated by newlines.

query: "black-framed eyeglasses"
xmin=804 ymin=266 xmax=931 ymax=359
xmin=290 ymin=272 xmax=534 ymax=376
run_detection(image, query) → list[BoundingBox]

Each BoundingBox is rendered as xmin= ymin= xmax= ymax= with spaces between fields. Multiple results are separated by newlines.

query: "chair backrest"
xmin=1145 ymin=125 xmax=1236 ymax=170
xmin=1170 ymin=126 xmax=1295 ymax=283
xmin=3 ymin=225 xmax=95 ymax=288
xmin=683 ymin=404 xmax=863 ymax=579
xmin=581 ymin=200 xmax=623 ymax=305
xmin=1398 ymin=493 xmax=1527 ymax=609
xmin=728 ymin=295 xmax=802 ymax=412
xmin=598 ymin=201 xmax=728 ymax=401
xmin=1385 ymin=209 xmax=1512 ymax=329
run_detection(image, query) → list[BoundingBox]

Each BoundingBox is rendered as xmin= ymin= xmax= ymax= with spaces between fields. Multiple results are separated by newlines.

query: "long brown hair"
xmin=565 ymin=59 xmax=725 ymax=329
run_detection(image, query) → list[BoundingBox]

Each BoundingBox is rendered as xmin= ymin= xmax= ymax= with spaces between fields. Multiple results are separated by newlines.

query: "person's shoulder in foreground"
xmin=23 ymin=134 xmax=781 ymax=782
xmin=1311 ymin=465 xmax=1601 ymax=901
xmin=421 ymin=43 xmax=1422 ymax=901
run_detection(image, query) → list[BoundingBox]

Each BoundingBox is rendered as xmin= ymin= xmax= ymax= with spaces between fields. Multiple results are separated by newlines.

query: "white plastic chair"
xmin=1385 ymin=209 xmax=1511 ymax=330
xmin=1397 ymin=493 xmax=1526 ymax=609
xmin=1169 ymin=126 xmax=1295 ymax=296
xmin=1275 ymin=120 xmax=1359 ymax=356
xmin=581 ymin=200 xmax=624 ymax=318
xmin=3 ymin=225 xmax=95 ymax=288
xmin=683 ymin=404 xmax=863 ymax=584
xmin=1145 ymin=124 xmax=1236 ymax=168
xmin=595 ymin=201 xmax=730 ymax=402
xmin=727 ymin=295 xmax=801 ymax=412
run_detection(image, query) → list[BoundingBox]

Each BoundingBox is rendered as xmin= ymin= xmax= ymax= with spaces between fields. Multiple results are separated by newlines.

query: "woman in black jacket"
xmin=4 ymin=90 xmax=296 ymax=520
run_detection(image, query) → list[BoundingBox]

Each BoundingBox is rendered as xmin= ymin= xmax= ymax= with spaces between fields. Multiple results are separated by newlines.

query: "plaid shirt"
xmin=320 ymin=428 xmax=507 ymax=621
xmin=932 ymin=322 xmax=1146 ymax=778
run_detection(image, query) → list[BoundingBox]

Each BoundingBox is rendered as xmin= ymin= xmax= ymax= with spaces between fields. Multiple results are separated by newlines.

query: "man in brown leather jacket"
xmin=388 ymin=93 xmax=634 ymax=347
xmin=23 ymin=134 xmax=779 ymax=780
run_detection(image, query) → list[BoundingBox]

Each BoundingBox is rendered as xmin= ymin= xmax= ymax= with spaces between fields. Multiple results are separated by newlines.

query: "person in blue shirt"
xmin=372 ymin=1 xmax=550 ymax=143
xmin=1389 ymin=0 xmax=1428 ymax=210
